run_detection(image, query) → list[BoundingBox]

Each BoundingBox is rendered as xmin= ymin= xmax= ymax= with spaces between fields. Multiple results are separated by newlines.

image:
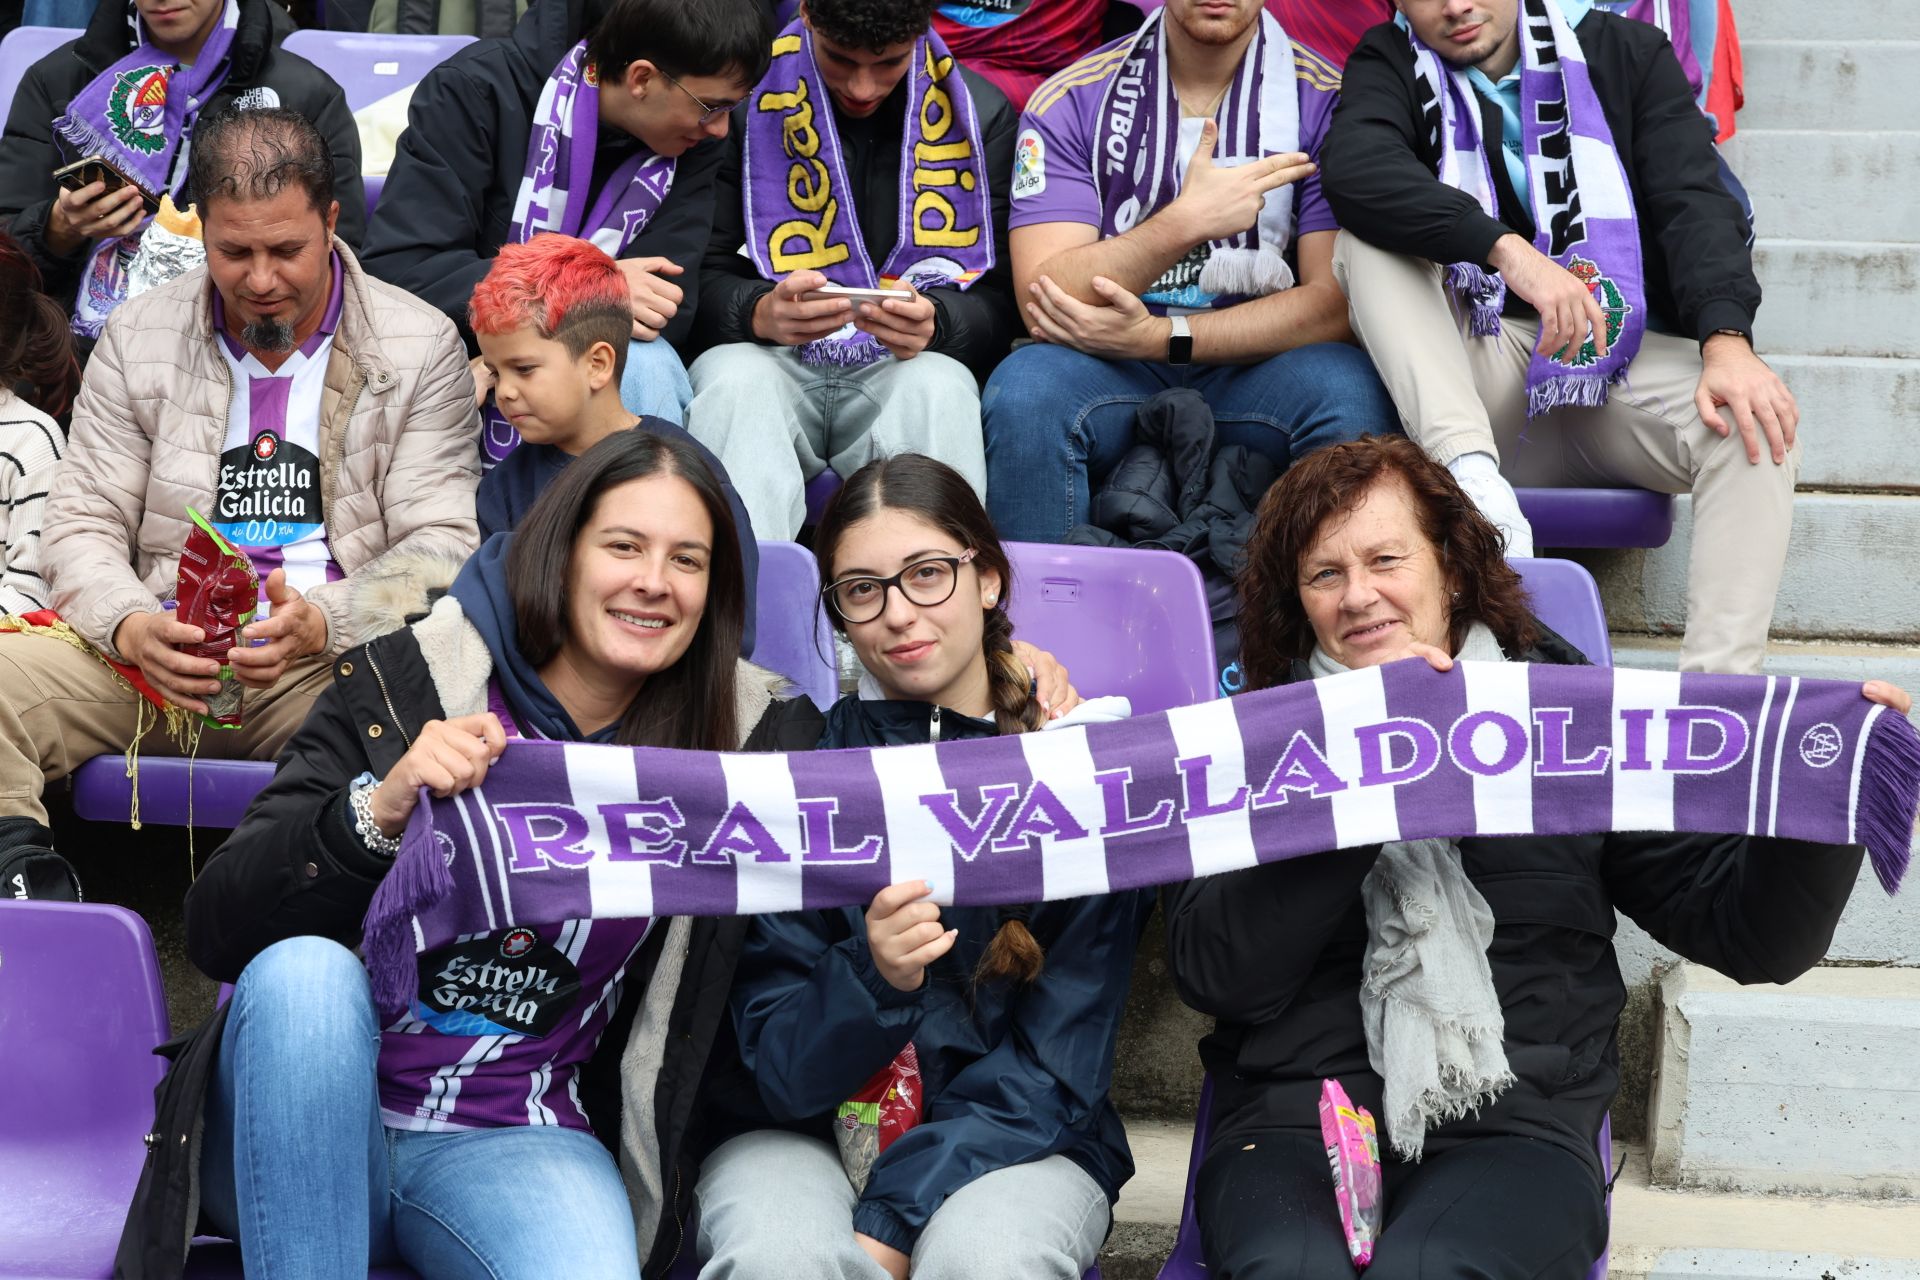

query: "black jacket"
xmin=0 ymin=0 xmax=366 ymax=313
xmin=1068 ymin=388 xmax=1273 ymax=680
xmin=1165 ymin=633 xmax=1864 ymax=1176
xmin=690 ymin=66 xmax=1020 ymax=381
xmin=114 ymin=618 xmax=825 ymax=1279
xmin=1322 ymin=12 xmax=1757 ymax=344
xmin=727 ymin=696 xmax=1148 ymax=1255
xmin=357 ymin=0 xmax=726 ymax=354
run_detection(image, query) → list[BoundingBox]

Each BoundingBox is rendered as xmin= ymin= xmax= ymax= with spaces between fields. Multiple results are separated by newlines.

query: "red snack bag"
xmin=834 ymin=1044 xmax=923 ymax=1193
xmin=175 ymin=509 xmax=259 ymax=729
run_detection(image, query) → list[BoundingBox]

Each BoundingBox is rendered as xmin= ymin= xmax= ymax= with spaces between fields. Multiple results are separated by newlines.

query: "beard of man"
xmin=241 ymin=317 xmax=297 ymax=353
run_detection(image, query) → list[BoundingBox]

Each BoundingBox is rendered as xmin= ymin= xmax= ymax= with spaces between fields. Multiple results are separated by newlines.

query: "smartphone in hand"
xmin=52 ymin=154 xmax=158 ymax=215
xmin=804 ymin=283 xmax=916 ymax=304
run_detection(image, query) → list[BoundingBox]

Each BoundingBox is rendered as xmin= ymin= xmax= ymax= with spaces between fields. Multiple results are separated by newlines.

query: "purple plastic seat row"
xmin=1517 ymin=487 xmax=1676 ymax=550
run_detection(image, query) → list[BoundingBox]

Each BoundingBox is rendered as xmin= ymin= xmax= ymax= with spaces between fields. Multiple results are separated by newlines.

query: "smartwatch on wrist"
xmin=1166 ymin=313 xmax=1194 ymax=366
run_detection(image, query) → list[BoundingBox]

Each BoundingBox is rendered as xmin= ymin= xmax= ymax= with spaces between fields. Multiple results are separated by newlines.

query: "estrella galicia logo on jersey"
xmin=414 ymin=929 xmax=582 ymax=1039
xmin=214 ymin=429 xmax=324 ymax=547
xmin=1566 ymin=257 xmax=1633 ymax=368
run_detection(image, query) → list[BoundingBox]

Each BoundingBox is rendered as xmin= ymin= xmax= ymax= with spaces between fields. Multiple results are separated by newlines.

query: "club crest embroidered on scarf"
xmin=107 ymin=65 xmax=171 ymax=155
xmin=1566 ymin=257 xmax=1634 ymax=367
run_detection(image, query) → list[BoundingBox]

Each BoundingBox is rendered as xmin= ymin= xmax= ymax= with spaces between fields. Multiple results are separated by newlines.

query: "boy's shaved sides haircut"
xmin=469 ymin=234 xmax=634 ymax=379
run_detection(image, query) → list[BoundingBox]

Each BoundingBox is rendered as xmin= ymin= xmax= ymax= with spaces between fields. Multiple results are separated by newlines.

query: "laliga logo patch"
xmin=1012 ymin=128 xmax=1046 ymax=199
xmin=1566 ymin=257 xmax=1633 ymax=368
xmin=1800 ymin=723 xmax=1843 ymax=769
xmin=108 ymin=65 xmax=171 ymax=156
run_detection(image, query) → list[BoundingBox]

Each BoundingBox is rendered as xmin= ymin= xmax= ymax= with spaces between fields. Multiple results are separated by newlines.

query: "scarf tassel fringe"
xmin=1198 ymin=247 xmax=1296 ymax=299
xmin=363 ymin=792 xmax=455 ymax=1016
xmin=799 ymin=335 xmax=890 ymax=368
xmin=1860 ymin=710 xmax=1920 ymax=895
xmin=1447 ymin=263 xmax=1506 ymax=337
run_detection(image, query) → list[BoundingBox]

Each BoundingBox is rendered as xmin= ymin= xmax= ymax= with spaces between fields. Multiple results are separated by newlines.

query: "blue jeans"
xmin=200 ymin=937 xmax=641 ymax=1280
xmin=619 ymin=337 xmax=693 ymax=425
xmin=980 ymin=342 xmax=1397 ymax=543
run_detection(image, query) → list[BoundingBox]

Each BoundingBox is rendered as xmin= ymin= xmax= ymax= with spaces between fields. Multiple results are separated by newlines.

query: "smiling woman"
xmin=142 ymin=430 xmax=828 ymax=1277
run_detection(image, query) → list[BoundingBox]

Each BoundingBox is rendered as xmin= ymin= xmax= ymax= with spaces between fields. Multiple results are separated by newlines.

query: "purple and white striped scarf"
xmin=742 ymin=20 xmax=994 ymax=367
xmin=1410 ymin=0 xmax=1647 ymax=415
xmin=56 ymin=0 xmax=240 ymax=339
xmin=363 ymin=663 xmax=1920 ymax=1014
xmin=1093 ymin=8 xmax=1301 ymax=299
xmin=486 ymin=42 xmax=678 ymax=466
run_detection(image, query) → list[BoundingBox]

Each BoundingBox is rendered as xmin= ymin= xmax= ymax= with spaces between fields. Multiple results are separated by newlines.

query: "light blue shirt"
xmin=1465 ymin=0 xmax=1594 ymax=199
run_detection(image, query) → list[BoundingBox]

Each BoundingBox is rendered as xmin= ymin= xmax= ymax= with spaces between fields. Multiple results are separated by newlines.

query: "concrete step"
xmin=1650 ymin=964 xmax=1920 ymax=1198
xmin=1739 ymin=41 xmax=1920 ymax=133
xmin=1752 ymin=240 xmax=1920 ymax=359
xmin=1736 ymin=0 xmax=1920 ymax=44
xmin=1728 ymin=132 xmax=1920 ymax=244
xmin=1100 ymin=1123 xmax=1920 ymax=1279
xmin=1574 ymin=492 xmax=1920 ymax=647
xmin=1768 ymin=356 xmax=1920 ymax=492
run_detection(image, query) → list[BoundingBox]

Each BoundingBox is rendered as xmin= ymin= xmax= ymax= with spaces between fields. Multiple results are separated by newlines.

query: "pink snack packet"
xmin=1319 ymin=1078 xmax=1383 ymax=1268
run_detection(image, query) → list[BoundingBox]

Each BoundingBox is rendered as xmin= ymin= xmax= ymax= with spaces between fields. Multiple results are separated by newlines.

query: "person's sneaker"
xmin=1447 ymin=451 xmax=1537 ymax=559
xmin=0 ymin=818 xmax=81 ymax=901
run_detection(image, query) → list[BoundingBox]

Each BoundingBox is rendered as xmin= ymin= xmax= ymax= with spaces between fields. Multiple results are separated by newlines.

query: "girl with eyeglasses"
xmin=693 ymin=454 xmax=1150 ymax=1280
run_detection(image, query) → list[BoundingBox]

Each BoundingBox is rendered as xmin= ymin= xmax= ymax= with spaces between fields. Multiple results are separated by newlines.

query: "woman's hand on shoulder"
xmin=368 ymin=713 xmax=508 ymax=837
xmin=1863 ymin=681 xmax=1913 ymax=715
xmin=1012 ymin=639 xmax=1081 ymax=719
xmin=865 ymin=879 xmax=957 ymax=994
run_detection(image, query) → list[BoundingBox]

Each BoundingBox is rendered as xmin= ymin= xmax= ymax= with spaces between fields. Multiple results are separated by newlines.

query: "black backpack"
xmin=0 ymin=846 xmax=82 ymax=902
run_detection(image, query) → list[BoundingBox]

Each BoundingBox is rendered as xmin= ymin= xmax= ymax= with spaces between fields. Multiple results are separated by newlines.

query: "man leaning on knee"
xmin=1322 ymin=0 xmax=1797 ymax=674
xmin=0 ymin=107 xmax=478 ymax=869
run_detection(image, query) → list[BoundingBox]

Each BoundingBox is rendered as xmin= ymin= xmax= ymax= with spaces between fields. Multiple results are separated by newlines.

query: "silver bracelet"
xmin=349 ymin=773 xmax=402 ymax=858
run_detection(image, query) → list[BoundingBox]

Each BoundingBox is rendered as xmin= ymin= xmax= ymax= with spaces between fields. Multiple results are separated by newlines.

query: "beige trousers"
xmin=1333 ymin=231 xmax=1798 ymax=675
xmin=0 ymin=630 xmax=332 ymax=826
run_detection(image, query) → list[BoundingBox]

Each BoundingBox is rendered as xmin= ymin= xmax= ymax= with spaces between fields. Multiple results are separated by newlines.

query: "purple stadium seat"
xmin=1517 ymin=487 xmax=1675 ymax=550
xmin=1004 ymin=542 xmax=1217 ymax=715
xmin=1512 ymin=557 xmax=1614 ymax=666
xmin=754 ymin=539 xmax=839 ymax=711
xmin=0 ymin=26 xmax=78 ymax=109
xmin=280 ymin=31 xmax=475 ymax=212
xmin=1155 ymin=1077 xmax=1611 ymax=1279
xmin=70 ymin=541 xmax=842 ymax=828
xmin=0 ymin=901 xmax=169 ymax=1280
xmin=804 ymin=468 xmax=842 ymax=526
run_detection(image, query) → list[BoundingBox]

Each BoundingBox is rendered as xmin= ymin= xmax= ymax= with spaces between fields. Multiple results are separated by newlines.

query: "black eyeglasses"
xmin=823 ymin=550 xmax=977 ymax=623
xmin=661 ymin=71 xmax=740 ymax=127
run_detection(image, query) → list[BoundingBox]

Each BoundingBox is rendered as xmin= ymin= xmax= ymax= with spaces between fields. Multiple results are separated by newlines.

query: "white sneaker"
xmin=1447 ymin=451 xmax=1536 ymax=558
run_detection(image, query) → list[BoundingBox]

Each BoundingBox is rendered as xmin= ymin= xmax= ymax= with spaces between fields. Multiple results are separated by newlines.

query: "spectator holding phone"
xmin=0 ymin=0 xmax=365 ymax=340
xmin=684 ymin=0 xmax=1018 ymax=539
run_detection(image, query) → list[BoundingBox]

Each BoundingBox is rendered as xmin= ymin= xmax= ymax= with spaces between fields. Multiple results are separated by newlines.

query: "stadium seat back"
xmin=1512 ymin=557 xmax=1614 ymax=666
xmin=0 ymin=26 xmax=79 ymax=115
xmin=0 ymin=900 xmax=169 ymax=1279
xmin=280 ymin=30 xmax=476 ymax=113
xmin=753 ymin=540 xmax=839 ymax=712
xmin=1005 ymin=542 xmax=1217 ymax=715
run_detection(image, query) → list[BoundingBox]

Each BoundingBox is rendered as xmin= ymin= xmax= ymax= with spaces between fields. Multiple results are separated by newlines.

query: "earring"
xmin=986 ymin=594 xmax=998 ymax=606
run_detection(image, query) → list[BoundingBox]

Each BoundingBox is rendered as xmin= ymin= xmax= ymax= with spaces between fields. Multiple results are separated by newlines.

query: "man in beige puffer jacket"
xmin=0 ymin=107 xmax=478 ymax=858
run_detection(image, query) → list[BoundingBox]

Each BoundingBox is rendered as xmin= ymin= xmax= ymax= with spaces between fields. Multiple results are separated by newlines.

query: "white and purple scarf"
xmin=363 ymin=663 xmax=1920 ymax=1014
xmin=1410 ymin=0 xmax=1646 ymax=415
xmin=742 ymin=20 xmax=994 ymax=367
xmin=1093 ymin=8 xmax=1301 ymax=301
xmin=56 ymin=0 xmax=240 ymax=339
xmin=486 ymin=42 xmax=679 ymax=466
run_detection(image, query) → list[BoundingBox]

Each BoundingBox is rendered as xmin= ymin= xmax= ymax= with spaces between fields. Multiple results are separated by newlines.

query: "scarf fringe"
xmin=363 ymin=793 xmax=455 ymax=1015
xmin=1525 ymin=371 xmax=1612 ymax=418
xmin=800 ymin=333 xmax=889 ymax=368
xmin=1198 ymin=246 xmax=1295 ymax=299
xmin=1447 ymin=262 xmax=1506 ymax=336
xmin=1860 ymin=709 xmax=1920 ymax=894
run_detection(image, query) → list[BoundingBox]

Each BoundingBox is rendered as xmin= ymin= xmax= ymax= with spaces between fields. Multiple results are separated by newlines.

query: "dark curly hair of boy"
xmin=804 ymin=0 xmax=942 ymax=52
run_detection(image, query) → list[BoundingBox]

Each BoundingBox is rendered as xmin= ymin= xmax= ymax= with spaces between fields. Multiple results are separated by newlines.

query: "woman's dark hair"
xmin=1237 ymin=435 xmax=1539 ymax=693
xmin=508 ymin=429 xmax=744 ymax=751
xmin=0 ymin=232 xmax=79 ymax=419
xmin=802 ymin=0 xmax=941 ymax=52
xmin=588 ymin=0 xmax=772 ymax=87
xmin=815 ymin=454 xmax=1045 ymax=985
xmin=187 ymin=107 xmax=334 ymax=219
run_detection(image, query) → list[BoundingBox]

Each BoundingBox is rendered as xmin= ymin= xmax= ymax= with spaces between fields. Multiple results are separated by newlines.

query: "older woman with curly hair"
xmin=1165 ymin=436 xmax=1910 ymax=1280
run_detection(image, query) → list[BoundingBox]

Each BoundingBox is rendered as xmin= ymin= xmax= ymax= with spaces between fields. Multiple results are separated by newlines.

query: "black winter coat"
xmin=1068 ymin=388 xmax=1273 ymax=678
xmin=357 ymin=0 xmax=726 ymax=354
xmin=726 ymin=696 xmax=1148 ymax=1255
xmin=0 ymin=0 xmax=366 ymax=313
xmin=1322 ymin=11 xmax=1758 ymax=344
xmin=114 ymin=621 xmax=825 ymax=1279
xmin=689 ymin=66 xmax=1021 ymax=381
xmin=1165 ymin=633 xmax=1864 ymax=1177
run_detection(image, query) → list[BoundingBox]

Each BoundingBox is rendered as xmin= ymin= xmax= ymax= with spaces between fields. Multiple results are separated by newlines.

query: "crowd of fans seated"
xmin=0 ymin=1 xmax=1900 ymax=1278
